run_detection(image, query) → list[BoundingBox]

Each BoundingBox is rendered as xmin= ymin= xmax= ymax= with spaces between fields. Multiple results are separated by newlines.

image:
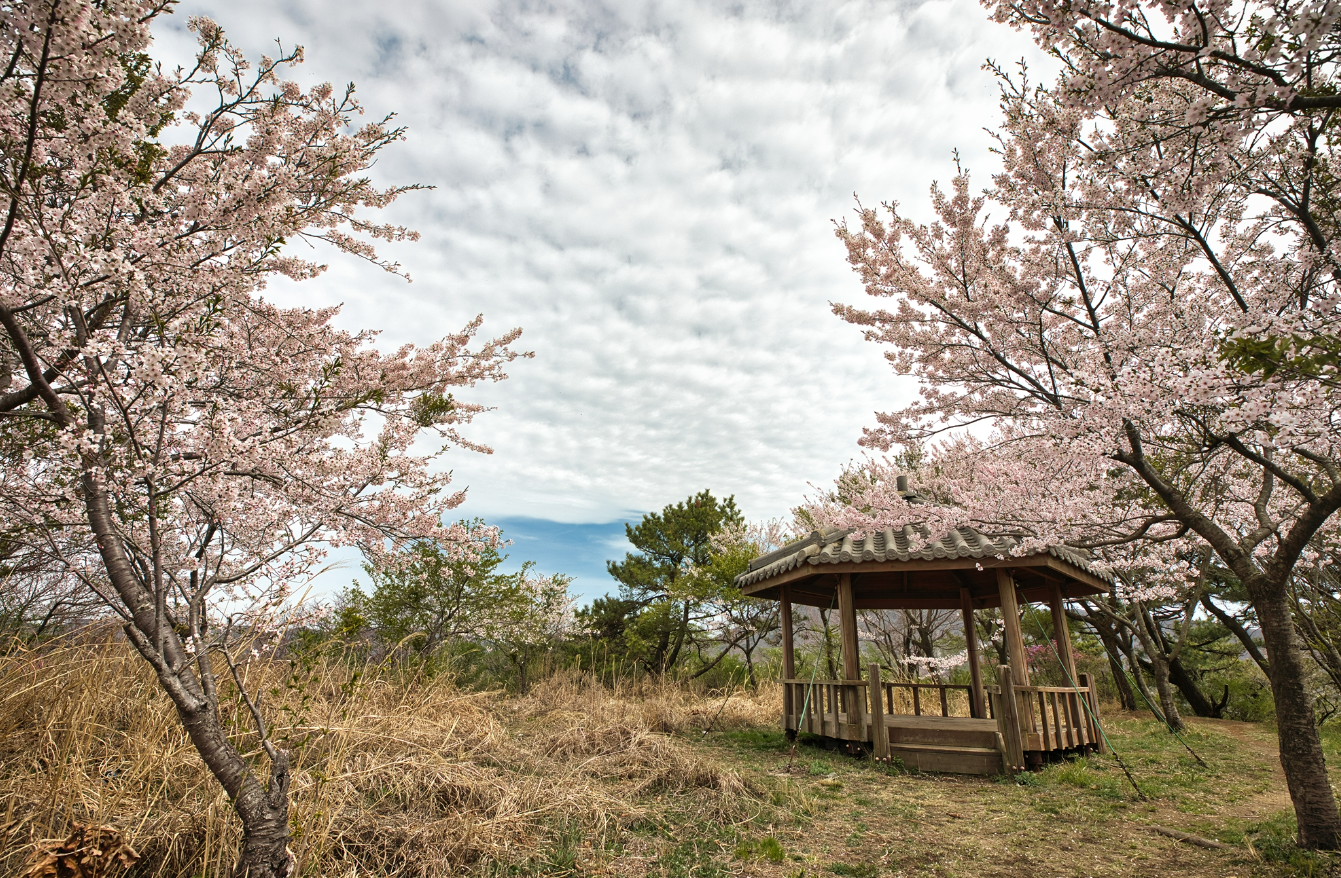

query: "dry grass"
xmin=0 ymin=638 xmax=769 ymax=877
xmin=6 ymin=638 xmax=1319 ymax=878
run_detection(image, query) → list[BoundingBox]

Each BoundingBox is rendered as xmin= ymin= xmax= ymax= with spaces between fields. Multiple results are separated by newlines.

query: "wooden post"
xmin=960 ymin=586 xmax=986 ymax=719
xmin=868 ymin=662 xmax=889 ymax=760
xmin=837 ymin=573 xmax=861 ymax=682
xmin=996 ymin=569 xmax=1030 ymax=686
xmin=1080 ymin=672 xmax=1108 ymax=754
xmin=995 ymin=664 xmax=1025 ymax=774
xmin=1048 ymin=581 xmax=1078 ymax=682
xmin=781 ymin=585 xmax=795 ymax=732
xmin=836 ymin=574 xmax=865 ymax=743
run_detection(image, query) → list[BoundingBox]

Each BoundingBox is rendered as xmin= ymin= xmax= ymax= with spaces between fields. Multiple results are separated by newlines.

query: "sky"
xmin=156 ymin=0 xmax=1047 ymax=601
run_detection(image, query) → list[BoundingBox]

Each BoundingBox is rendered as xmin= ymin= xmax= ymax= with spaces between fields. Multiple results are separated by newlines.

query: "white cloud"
xmin=159 ymin=0 xmax=1049 ymax=524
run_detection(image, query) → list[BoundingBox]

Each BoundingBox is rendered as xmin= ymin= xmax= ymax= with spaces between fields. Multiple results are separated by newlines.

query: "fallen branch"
xmin=1149 ymin=825 xmax=1235 ymax=850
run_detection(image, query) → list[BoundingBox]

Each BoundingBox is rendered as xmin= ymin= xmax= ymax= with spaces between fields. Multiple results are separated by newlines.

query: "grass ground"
xmin=2 ymin=641 xmax=1338 ymax=877
xmin=503 ymin=702 xmax=1339 ymax=878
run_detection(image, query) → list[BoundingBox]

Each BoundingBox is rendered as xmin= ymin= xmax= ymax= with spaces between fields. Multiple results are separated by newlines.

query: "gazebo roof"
xmin=735 ymin=525 xmax=1113 ymax=609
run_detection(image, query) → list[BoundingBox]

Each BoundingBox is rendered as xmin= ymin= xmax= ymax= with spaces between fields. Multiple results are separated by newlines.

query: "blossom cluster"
xmin=0 ymin=3 xmax=523 ymax=691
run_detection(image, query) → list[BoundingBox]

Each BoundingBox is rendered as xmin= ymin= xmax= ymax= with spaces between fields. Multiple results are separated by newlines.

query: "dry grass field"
xmin=1 ymin=639 xmax=1337 ymax=878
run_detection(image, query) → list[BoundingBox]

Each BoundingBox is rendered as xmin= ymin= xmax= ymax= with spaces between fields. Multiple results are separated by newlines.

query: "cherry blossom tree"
xmin=689 ymin=518 xmax=795 ymax=686
xmin=476 ymin=564 xmax=575 ymax=693
xmin=0 ymin=2 xmax=522 ymax=875
xmin=820 ymin=54 xmax=1341 ymax=843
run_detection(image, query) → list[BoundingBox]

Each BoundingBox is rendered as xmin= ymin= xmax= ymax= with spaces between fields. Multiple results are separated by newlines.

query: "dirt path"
xmin=1190 ymin=717 xmax=1293 ymax=823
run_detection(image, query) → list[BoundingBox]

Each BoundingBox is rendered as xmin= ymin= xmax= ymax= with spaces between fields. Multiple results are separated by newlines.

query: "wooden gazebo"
xmin=737 ymin=520 xmax=1112 ymax=774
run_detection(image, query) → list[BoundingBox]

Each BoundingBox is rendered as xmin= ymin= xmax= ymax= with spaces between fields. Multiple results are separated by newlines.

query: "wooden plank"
xmin=886 ymin=682 xmax=971 ymax=692
xmin=995 ymin=665 xmax=1025 ymax=774
xmin=1067 ymin=691 xmax=1084 ymax=748
xmin=846 ymin=682 xmax=866 ymax=743
xmin=885 ymin=716 xmax=999 ymax=749
xmin=996 ymin=569 xmax=1031 ymax=686
xmin=738 ymin=553 xmax=1110 ymax=597
xmin=1048 ymin=581 xmax=1078 ymax=682
xmin=961 ymin=586 xmax=986 ymax=719
xmin=888 ymin=744 xmax=1004 ymax=775
xmin=815 ymin=683 xmax=826 ymax=739
xmin=837 ymin=573 xmax=862 ymax=681
xmin=1059 ymin=691 xmax=1073 ymax=748
xmin=1080 ymin=673 xmax=1108 ymax=754
xmin=1038 ymin=692 xmax=1051 ymax=751
xmin=1050 ymin=691 xmax=1064 ymax=751
xmin=869 ymin=663 xmax=889 ymax=758
xmin=809 ymin=682 xmax=821 ymax=735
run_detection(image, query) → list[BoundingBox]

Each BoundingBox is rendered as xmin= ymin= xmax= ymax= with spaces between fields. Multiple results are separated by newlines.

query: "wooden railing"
xmin=782 ymin=678 xmax=867 ymax=740
xmin=988 ymin=665 xmax=1106 ymax=773
xmin=876 ymin=681 xmax=976 ymax=718
xmin=783 ymin=664 xmax=1107 ymax=776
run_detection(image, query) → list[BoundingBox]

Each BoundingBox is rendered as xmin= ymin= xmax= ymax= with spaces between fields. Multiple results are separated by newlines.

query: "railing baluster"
xmin=1049 ymin=691 xmax=1062 ymax=750
xmin=1036 ymin=692 xmax=1048 ymax=750
xmin=1067 ymin=690 xmax=1082 ymax=748
xmin=940 ymin=685 xmax=950 ymax=717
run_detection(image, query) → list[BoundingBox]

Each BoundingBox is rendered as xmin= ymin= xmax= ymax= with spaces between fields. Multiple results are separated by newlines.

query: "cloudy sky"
xmin=158 ymin=0 xmax=1045 ymax=598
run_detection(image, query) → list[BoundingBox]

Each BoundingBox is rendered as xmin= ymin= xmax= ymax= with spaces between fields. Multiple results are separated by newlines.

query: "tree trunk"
xmin=1108 ymin=649 xmax=1139 ymax=711
xmin=1132 ymin=604 xmax=1184 ymax=731
xmin=1124 ymin=652 xmax=1166 ymax=724
xmin=82 ymin=473 xmax=292 ymax=878
xmin=1149 ymin=653 xmax=1184 ymax=732
xmin=1099 ymin=630 xmax=1138 ymax=711
xmin=662 ymin=601 xmax=691 ymax=675
xmin=1167 ymin=655 xmax=1223 ymax=718
xmin=1075 ymin=605 xmax=1139 ymax=711
xmin=143 ymin=659 xmax=292 ymax=878
xmin=1249 ymin=576 xmax=1341 ymax=849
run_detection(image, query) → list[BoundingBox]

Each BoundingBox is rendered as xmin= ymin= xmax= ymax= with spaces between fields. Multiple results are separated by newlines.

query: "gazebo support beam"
xmin=1048 ymin=581 xmax=1077 ymax=681
xmin=781 ymin=585 xmax=795 ymax=737
xmin=960 ymin=586 xmax=986 ymax=719
xmin=996 ymin=569 xmax=1030 ymax=686
xmin=838 ymin=573 xmax=861 ymax=681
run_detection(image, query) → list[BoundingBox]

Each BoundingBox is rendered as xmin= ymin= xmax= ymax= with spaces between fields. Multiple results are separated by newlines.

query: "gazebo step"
xmin=887 ymin=743 xmax=1004 ymax=775
xmin=886 ymin=719 xmax=999 ymax=750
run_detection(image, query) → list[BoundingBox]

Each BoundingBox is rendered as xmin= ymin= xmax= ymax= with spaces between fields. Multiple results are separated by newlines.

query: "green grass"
xmin=593 ymin=707 xmax=1339 ymax=877
xmin=735 ymin=836 xmax=786 ymax=863
xmin=826 ymin=864 xmax=880 ymax=877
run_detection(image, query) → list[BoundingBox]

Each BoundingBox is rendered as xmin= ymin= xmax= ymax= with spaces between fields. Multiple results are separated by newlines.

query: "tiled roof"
xmin=735 ymin=525 xmax=1113 ymax=588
